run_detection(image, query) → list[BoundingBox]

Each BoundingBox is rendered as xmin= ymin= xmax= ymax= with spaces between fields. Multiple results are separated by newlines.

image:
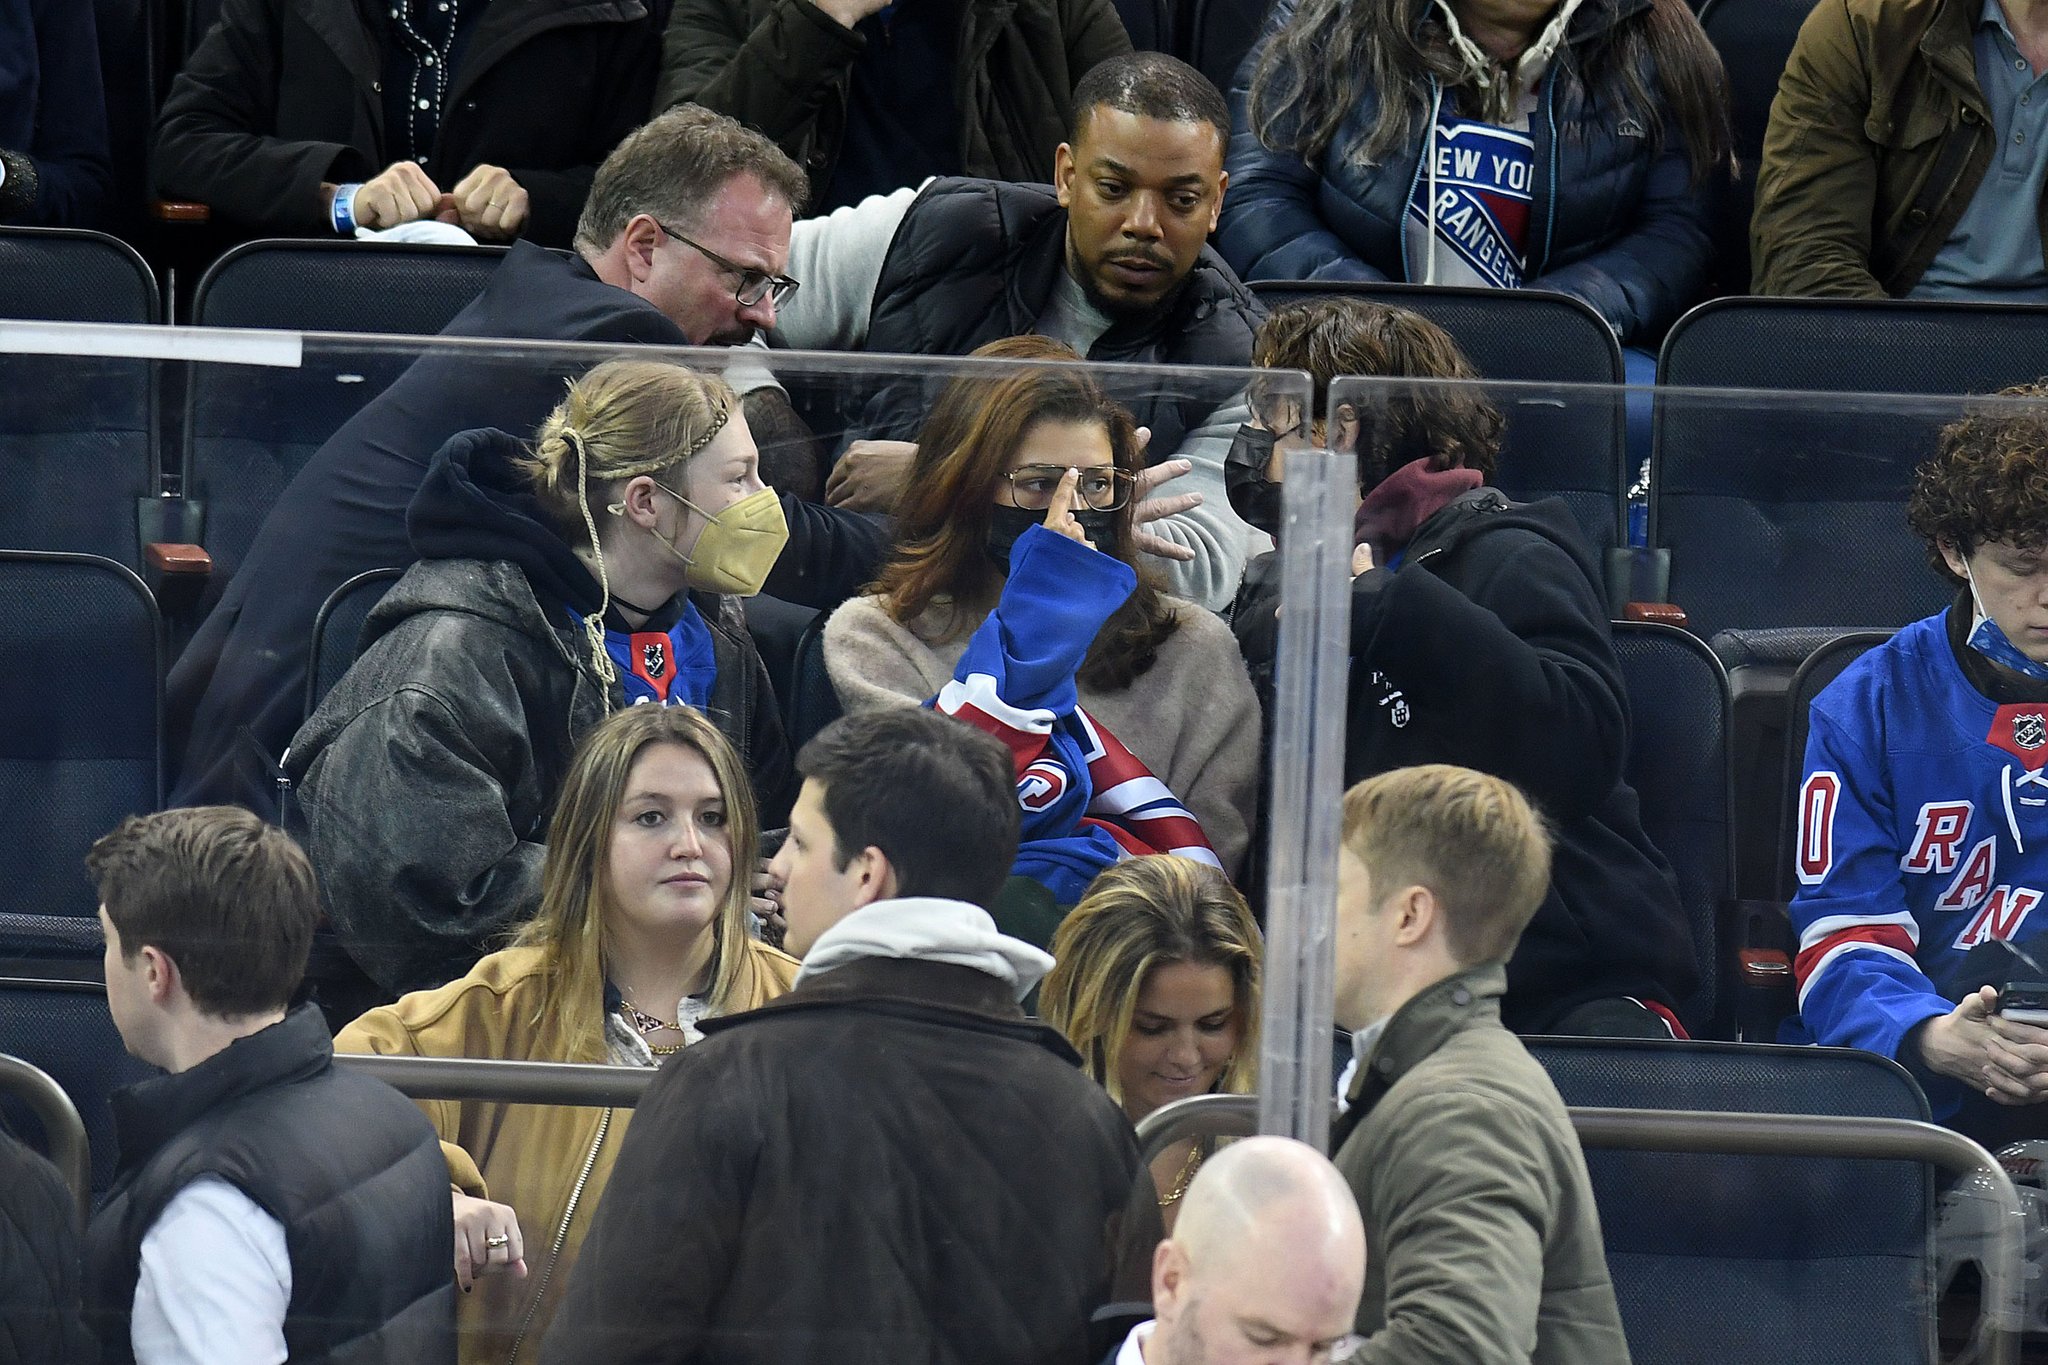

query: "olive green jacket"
xmin=654 ymin=0 xmax=1130 ymax=202
xmin=1752 ymin=0 xmax=2042 ymax=297
xmin=1331 ymin=964 xmax=1631 ymax=1365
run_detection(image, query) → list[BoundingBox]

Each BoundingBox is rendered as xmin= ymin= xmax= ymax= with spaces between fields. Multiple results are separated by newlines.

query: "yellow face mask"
xmin=646 ymin=478 xmax=789 ymax=597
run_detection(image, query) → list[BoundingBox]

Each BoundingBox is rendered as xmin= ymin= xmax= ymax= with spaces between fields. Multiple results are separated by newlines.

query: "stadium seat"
xmin=0 ymin=227 xmax=161 ymax=569
xmin=179 ymin=239 xmax=511 ymax=593
xmin=0 ymin=552 xmax=163 ymax=926
xmin=0 ymin=977 xmax=159 ymax=1201
xmin=303 ymin=566 xmax=406 ymax=725
xmin=1613 ymin=621 xmax=1734 ymax=1036
xmin=1651 ymin=296 xmax=2047 ymax=643
xmin=786 ymin=614 xmax=843 ymax=754
xmin=1179 ymin=0 xmax=1275 ymax=96
xmin=1695 ymin=0 xmax=1823 ymax=291
xmin=1252 ymin=279 xmax=1629 ymax=560
xmin=1526 ymin=1036 xmax=1936 ymax=1365
xmin=1113 ymin=0 xmax=1173 ymax=50
xmin=1778 ymin=630 xmax=1895 ymax=900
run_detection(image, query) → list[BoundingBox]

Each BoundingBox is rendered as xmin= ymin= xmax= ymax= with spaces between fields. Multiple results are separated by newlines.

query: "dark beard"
xmin=1066 ymin=242 xmax=1177 ymax=324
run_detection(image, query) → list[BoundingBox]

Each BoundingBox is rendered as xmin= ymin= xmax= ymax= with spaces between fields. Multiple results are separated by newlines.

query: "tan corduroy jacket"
xmin=335 ymin=940 xmax=798 ymax=1365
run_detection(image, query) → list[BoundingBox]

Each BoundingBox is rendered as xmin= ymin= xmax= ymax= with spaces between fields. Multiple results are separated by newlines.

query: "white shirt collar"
xmin=1116 ymin=1319 xmax=1156 ymax=1365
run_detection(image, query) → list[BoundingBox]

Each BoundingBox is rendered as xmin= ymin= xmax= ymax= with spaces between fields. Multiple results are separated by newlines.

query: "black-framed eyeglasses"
xmin=999 ymin=464 xmax=1135 ymax=511
xmin=656 ymin=220 xmax=801 ymax=310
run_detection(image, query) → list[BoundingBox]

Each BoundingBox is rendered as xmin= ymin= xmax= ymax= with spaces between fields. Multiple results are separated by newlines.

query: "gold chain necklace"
xmin=1160 ymin=1142 xmax=1204 ymax=1209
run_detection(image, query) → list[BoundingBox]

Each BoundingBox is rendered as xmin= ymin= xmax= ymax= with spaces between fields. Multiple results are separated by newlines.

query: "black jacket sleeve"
xmin=1350 ymin=533 xmax=1629 ymax=822
xmin=655 ymin=0 xmax=863 ymax=148
xmin=152 ymin=0 xmax=373 ymax=231
xmin=4 ymin=0 xmax=115 ymax=229
xmin=763 ymin=495 xmax=888 ymax=610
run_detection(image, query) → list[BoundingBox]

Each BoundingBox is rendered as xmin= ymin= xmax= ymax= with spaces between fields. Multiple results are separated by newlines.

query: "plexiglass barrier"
xmin=0 ymin=315 xmax=2041 ymax=1361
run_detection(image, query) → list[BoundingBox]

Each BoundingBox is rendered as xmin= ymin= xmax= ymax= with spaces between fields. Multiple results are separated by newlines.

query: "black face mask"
xmin=1225 ymin=424 xmax=1283 ymax=539
xmin=985 ymin=503 xmax=1120 ymax=571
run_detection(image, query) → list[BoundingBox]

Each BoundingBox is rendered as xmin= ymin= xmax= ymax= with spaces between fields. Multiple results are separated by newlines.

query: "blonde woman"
xmin=1039 ymin=855 xmax=1262 ymax=1231
xmin=337 ymin=704 xmax=798 ymax=1363
xmin=290 ymin=358 xmax=793 ymax=1009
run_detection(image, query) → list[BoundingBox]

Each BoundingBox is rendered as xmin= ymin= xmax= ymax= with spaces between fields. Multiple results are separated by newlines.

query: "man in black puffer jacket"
xmin=0 ymin=1129 xmax=93 ymax=1365
xmin=1233 ymin=299 xmax=1697 ymax=1036
xmin=774 ymin=52 xmax=1267 ymax=613
xmin=81 ymin=808 xmax=453 ymax=1365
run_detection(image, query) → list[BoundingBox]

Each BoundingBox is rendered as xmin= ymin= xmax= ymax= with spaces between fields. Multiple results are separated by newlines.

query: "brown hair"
xmin=1253 ymin=298 xmax=1504 ymax=484
xmin=869 ymin=336 xmax=1180 ymax=692
xmin=1040 ymin=856 xmax=1262 ymax=1110
xmin=1340 ymin=765 xmax=1552 ymax=966
xmin=87 ymin=807 xmax=318 ymax=1018
xmin=513 ymin=706 xmax=781 ymax=1063
xmin=1908 ymin=381 xmax=2048 ymax=585
xmin=574 ymin=105 xmax=809 ymax=255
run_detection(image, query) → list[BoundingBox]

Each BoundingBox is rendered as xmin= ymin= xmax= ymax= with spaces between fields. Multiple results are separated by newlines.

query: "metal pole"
xmin=1256 ymin=445 xmax=1351 ymax=1150
xmin=336 ymin=1053 xmax=655 ymax=1107
xmin=0 ymin=1053 xmax=90 ymax=1219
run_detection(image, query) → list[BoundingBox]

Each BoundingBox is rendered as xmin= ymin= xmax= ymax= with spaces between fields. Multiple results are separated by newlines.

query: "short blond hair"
xmin=1340 ymin=765 xmax=1551 ymax=965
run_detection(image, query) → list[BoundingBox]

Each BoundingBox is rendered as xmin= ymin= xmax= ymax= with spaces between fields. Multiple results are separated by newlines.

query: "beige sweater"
xmin=823 ymin=592 xmax=1260 ymax=877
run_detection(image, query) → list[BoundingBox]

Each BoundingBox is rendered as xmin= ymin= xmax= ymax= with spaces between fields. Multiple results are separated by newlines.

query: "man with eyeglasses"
xmin=169 ymin=106 xmax=889 ymax=816
xmin=775 ymin=52 xmax=1266 ymax=613
xmin=1111 ymin=1137 xmax=1367 ymax=1365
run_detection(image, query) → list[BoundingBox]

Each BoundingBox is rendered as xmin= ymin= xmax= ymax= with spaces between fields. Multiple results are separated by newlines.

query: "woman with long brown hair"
xmin=821 ymin=336 xmax=1259 ymax=890
xmin=337 ymin=705 xmax=797 ymax=1363
xmin=1220 ymin=0 xmax=1733 ymax=349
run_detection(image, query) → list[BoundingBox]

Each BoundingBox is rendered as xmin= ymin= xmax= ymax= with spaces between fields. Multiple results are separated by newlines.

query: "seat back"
xmin=304 ymin=567 xmax=406 ymax=725
xmin=1611 ymin=621 xmax=1734 ymax=1033
xmin=1652 ymin=298 xmax=2048 ymax=638
xmin=1180 ymin=0 xmax=1274 ymax=93
xmin=1527 ymin=1037 xmax=1936 ymax=1364
xmin=1113 ymin=0 xmax=1172 ymax=49
xmin=1779 ymin=629 xmax=1895 ymax=898
xmin=1696 ymin=0 xmax=1824 ymax=290
xmin=0 ymin=227 xmax=160 ymax=568
xmin=786 ymin=614 xmax=844 ymax=754
xmin=0 ymin=553 xmax=162 ymax=921
xmin=1254 ymin=279 xmax=1628 ymax=553
xmin=0 ymin=978 xmax=159 ymax=1200
xmin=183 ymin=240 xmax=509 ymax=580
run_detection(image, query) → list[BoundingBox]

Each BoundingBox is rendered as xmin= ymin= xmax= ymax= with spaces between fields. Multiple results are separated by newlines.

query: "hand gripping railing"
xmin=334 ymin=1053 xmax=656 ymax=1108
xmin=1135 ymin=1094 xmax=2025 ymax=1365
xmin=0 ymin=1053 xmax=90 ymax=1217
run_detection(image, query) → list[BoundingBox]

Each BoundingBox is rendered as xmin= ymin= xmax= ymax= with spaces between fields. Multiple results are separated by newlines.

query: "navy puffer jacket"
xmin=1218 ymin=0 xmax=1714 ymax=344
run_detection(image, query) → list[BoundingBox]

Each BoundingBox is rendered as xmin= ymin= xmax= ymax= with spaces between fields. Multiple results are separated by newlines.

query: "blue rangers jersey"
xmin=1790 ymin=610 xmax=2048 ymax=1109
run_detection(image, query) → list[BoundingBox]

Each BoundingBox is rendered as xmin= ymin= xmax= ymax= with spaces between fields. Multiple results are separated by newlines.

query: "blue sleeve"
xmin=11 ymin=0 xmax=114 ymax=228
xmin=942 ymin=526 xmax=1136 ymax=717
xmin=1214 ymin=8 xmax=1384 ymax=285
xmin=1788 ymin=705 xmax=1953 ymax=1071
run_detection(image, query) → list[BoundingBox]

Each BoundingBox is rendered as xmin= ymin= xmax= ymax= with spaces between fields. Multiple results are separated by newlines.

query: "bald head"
xmin=1148 ymin=1138 xmax=1366 ymax=1365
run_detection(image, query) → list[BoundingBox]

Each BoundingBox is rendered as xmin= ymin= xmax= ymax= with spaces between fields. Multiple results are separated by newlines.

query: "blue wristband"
xmin=330 ymin=183 xmax=362 ymax=235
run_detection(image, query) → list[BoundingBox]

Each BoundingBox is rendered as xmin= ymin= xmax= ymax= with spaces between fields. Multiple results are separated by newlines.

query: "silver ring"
xmin=485 ymin=1233 xmax=510 ymax=1249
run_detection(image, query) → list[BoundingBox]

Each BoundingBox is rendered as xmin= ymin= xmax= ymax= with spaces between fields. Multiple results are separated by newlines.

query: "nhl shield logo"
xmin=642 ymin=639 xmax=667 ymax=680
xmin=2020 ymin=713 xmax=2048 ymax=751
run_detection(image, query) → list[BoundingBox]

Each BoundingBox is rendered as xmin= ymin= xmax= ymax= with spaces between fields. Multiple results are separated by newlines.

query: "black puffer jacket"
xmin=287 ymin=427 xmax=792 ymax=999
xmin=541 ymin=955 xmax=1155 ymax=1364
xmin=0 ymin=1132 xmax=92 ymax=1365
xmin=1237 ymin=488 xmax=1698 ymax=1031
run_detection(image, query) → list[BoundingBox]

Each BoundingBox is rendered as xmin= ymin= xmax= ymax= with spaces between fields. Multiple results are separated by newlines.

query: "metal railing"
xmin=1135 ymin=1094 xmax=2023 ymax=1365
xmin=0 ymin=1053 xmax=89 ymax=1217
xmin=335 ymin=1053 xmax=655 ymax=1107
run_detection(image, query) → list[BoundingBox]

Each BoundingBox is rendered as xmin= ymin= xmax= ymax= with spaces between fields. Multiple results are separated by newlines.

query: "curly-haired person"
xmin=1789 ymin=380 xmax=2048 ymax=1141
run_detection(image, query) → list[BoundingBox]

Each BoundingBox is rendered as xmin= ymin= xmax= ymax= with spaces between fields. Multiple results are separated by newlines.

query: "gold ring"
xmin=485 ymin=1233 xmax=510 ymax=1249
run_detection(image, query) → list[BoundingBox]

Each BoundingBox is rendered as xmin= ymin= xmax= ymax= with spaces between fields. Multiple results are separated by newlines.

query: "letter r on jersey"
xmin=1903 ymin=802 xmax=1974 ymax=875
